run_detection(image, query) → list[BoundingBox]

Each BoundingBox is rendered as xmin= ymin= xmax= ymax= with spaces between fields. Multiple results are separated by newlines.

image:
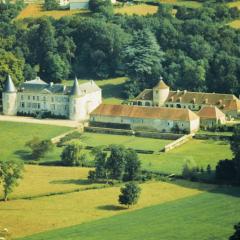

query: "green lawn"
xmin=0 ymin=121 xmax=71 ymax=162
xmin=19 ymin=185 xmax=240 ymax=240
xmin=81 ymin=132 xmax=171 ymax=152
xmin=63 ymin=77 xmax=127 ymax=104
xmin=79 ymin=133 xmax=232 ymax=174
xmin=139 ymin=139 xmax=233 ymax=174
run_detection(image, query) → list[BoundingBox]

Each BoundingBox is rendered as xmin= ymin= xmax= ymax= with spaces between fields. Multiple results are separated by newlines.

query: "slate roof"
xmin=197 ymin=106 xmax=226 ymax=120
xmin=18 ymin=77 xmax=100 ymax=95
xmin=4 ymin=75 xmax=16 ymax=93
xmin=91 ymin=104 xmax=199 ymax=121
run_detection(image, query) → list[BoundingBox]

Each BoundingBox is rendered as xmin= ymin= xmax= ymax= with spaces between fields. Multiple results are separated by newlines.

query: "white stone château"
xmin=2 ymin=75 xmax=102 ymax=121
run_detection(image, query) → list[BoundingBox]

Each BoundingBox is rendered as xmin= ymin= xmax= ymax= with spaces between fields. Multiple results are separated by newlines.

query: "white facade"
xmin=2 ymin=76 xmax=102 ymax=121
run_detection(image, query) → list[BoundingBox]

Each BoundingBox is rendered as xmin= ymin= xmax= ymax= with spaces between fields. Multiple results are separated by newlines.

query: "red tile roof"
xmin=91 ymin=104 xmax=199 ymax=121
xmin=197 ymin=106 xmax=225 ymax=119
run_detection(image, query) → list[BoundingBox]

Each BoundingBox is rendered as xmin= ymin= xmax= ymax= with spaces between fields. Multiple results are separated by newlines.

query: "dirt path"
xmin=0 ymin=114 xmax=83 ymax=128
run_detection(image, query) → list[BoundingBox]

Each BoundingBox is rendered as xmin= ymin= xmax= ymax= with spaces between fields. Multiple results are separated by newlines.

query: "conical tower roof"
xmin=70 ymin=77 xmax=81 ymax=96
xmin=4 ymin=75 xmax=16 ymax=92
xmin=153 ymin=77 xmax=169 ymax=89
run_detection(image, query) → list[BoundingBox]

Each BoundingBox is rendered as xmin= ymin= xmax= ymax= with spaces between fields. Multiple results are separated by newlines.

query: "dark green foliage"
xmin=0 ymin=159 xmax=24 ymax=201
xmin=229 ymin=222 xmax=240 ymax=240
xmin=89 ymin=0 xmax=113 ymax=16
xmin=122 ymin=29 xmax=164 ymax=97
xmin=25 ymin=137 xmax=54 ymax=160
xmin=44 ymin=0 xmax=59 ymax=10
xmin=61 ymin=141 xmax=86 ymax=166
xmin=119 ymin=182 xmax=141 ymax=208
xmin=123 ymin=149 xmax=141 ymax=181
xmin=88 ymin=145 xmax=141 ymax=182
xmin=216 ymin=159 xmax=236 ymax=182
xmin=106 ymin=145 xmax=126 ymax=180
xmin=230 ymin=125 xmax=240 ymax=183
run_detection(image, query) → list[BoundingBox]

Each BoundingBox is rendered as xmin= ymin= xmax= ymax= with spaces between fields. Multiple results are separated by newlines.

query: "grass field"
xmin=0 ymin=165 xmax=97 ymax=199
xmin=19 ymin=185 xmax=240 ymax=240
xmin=0 ymin=178 xmax=213 ymax=238
xmin=139 ymin=139 xmax=232 ymax=174
xmin=81 ymin=132 xmax=171 ymax=151
xmin=17 ymin=3 xmax=90 ymax=19
xmin=115 ymin=4 xmax=158 ymax=15
xmin=78 ymin=132 xmax=232 ymax=174
xmin=0 ymin=121 xmax=71 ymax=162
xmin=63 ymin=77 xmax=127 ymax=104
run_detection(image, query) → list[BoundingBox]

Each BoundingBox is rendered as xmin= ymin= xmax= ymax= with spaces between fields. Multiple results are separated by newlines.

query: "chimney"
xmin=183 ymin=90 xmax=187 ymax=94
xmin=50 ymin=82 xmax=54 ymax=87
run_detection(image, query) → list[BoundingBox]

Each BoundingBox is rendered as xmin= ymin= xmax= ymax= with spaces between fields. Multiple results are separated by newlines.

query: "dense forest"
xmin=1 ymin=0 xmax=240 ymax=98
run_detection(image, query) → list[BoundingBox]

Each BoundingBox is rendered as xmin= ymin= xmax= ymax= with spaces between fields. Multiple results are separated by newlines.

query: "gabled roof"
xmin=4 ymin=75 xmax=16 ymax=93
xmin=91 ymin=104 xmax=199 ymax=121
xmin=197 ymin=106 xmax=225 ymax=120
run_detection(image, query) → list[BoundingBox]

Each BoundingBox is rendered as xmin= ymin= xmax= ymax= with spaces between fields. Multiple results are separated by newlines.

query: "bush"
xmin=216 ymin=159 xmax=237 ymax=183
xmin=57 ymin=131 xmax=82 ymax=147
xmin=182 ymin=159 xmax=198 ymax=180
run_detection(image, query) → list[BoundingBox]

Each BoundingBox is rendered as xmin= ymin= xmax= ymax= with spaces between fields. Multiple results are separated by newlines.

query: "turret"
xmin=69 ymin=77 xmax=84 ymax=121
xmin=153 ymin=77 xmax=169 ymax=107
xmin=2 ymin=75 xmax=18 ymax=115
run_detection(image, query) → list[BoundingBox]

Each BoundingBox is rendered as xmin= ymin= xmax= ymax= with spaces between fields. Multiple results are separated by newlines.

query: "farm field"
xmin=81 ymin=132 xmax=171 ymax=151
xmin=0 ymin=178 xmax=213 ymax=239
xmin=19 ymin=185 xmax=240 ymax=240
xmin=0 ymin=165 xmax=99 ymax=200
xmin=17 ymin=3 xmax=89 ymax=19
xmin=139 ymin=139 xmax=233 ymax=174
xmin=63 ymin=77 xmax=127 ymax=104
xmin=115 ymin=4 xmax=158 ymax=15
xmin=157 ymin=0 xmax=202 ymax=8
xmin=0 ymin=121 xmax=71 ymax=162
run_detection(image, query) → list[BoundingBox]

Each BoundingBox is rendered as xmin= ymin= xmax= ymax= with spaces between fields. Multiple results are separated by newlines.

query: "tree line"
xmin=1 ymin=1 xmax=240 ymax=98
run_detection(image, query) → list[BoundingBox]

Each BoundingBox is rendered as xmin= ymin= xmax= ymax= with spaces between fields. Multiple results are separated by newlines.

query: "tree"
xmin=44 ymin=0 xmax=59 ymax=10
xmin=106 ymin=145 xmax=126 ymax=180
xmin=0 ymin=159 xmax=24 ymax=201
xmin=182 ymin=159 xmax=198 ymax=180
xmin=216 ymin=159 xmax=236 ymax=183
xmin=89 ymin=0 xmax=113 ymax=15
xmin=0 ymin=49 xmax=24 ymax=91
xmin=119 ymin=182 xmax=141 ymax=208
xmin=230 ymin=125 xmax=240 ymax=183
xmin=122 ymin=29 xmax=164 ymax=98
xmin=93 ymin=146 xmax=108 ymax=180
xmin=25 ymin=137 xmax=54 ymax=160
xmin=229 ymin=222 xmax=240 ymax=240
xmin=123 ymin=149 xmax=141 ymax=181
xmin=61 ymin=140 xmax=86 ymax=166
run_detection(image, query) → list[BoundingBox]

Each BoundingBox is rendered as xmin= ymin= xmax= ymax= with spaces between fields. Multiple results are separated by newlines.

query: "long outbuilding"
xmin=90 ymin=104 xmax=200 ymax=133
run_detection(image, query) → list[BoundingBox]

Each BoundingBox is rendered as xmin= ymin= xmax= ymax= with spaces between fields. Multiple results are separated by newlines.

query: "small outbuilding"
xmin=90 ymin=104 xmax=200 ymax=133
xmin=70 ymin=0 xmax=89 ymax=9
xmin=197 ymin=106 xmax=226 ymax=128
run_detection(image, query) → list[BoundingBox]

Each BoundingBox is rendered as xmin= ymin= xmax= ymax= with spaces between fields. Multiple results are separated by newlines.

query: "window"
xmin=52 ymin=97 xmax=54 ymax=102
xmin=176 ymin=104 xmax=181 ymax=108
xmin=37 ymin=96 xmax=39 ymax=101
xmin=38 ymin=103 xmax=40 ymax=109
xmin=33 ymin=96 xmax=35 ymax=100
xmin=21 ymin=102 xmax=25 ymax=108
xmin=28 ymin=96 xmax=30 ymax=100
xmin=21 ymin=95 xmax=24 ymax=100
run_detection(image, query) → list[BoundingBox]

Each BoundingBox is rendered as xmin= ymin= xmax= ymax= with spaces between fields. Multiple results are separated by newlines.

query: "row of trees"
xmin=1 ymin=2 xmax=240 ymax=97
xmin=88 ymin=145 xmax=141 ymax=182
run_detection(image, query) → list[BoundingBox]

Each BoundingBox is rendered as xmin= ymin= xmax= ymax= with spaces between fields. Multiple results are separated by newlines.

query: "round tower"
xmin=153 ymin=77 xmax=170 ymax=107
xmin=69 ymin=77 xmax=85 ymax=121
xmin=2 ymin=75 xmax=18 ymax=115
